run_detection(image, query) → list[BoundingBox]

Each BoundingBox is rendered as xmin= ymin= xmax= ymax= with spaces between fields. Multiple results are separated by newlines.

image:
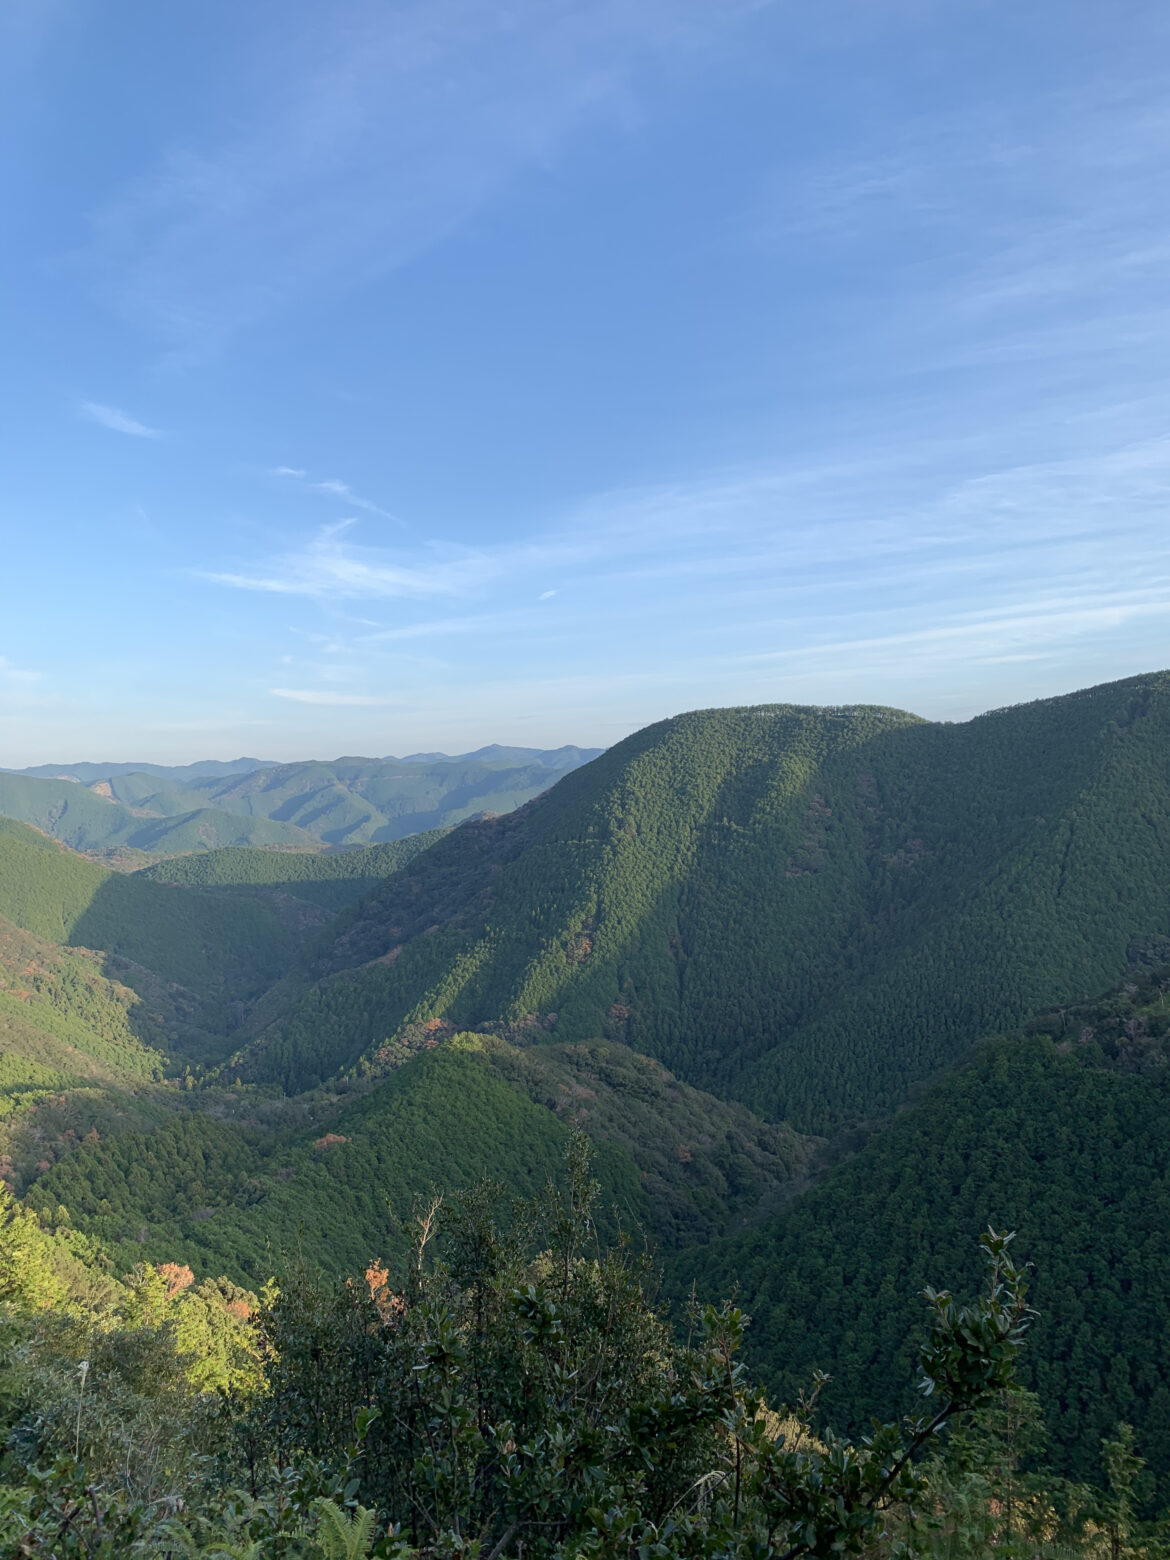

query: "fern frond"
xmin=313 ymin=1496 xmax=378 ymax=1560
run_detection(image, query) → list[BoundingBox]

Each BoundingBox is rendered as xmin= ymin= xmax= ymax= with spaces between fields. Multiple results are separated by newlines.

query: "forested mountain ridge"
xmin=0 ymin=771 xmax=321 ymax=855
xmin=9 ymin=744 xmax=598 ymax=784
xmin=174 ymin=751 xmax=604 ymax=845
xmin=235 ymin=672 xmax=1170 ymax=1130
xmin=5 ymin=671 xmax=1170 ymax=1550
xmin=10 ymin=757 xmax=274 ymax=783
xmin=0 ymin=746 xmax=603 ymax=855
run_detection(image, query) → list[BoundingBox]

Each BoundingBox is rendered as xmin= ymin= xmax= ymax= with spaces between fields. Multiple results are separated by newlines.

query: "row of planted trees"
xmin=0 ymin=1137 xmax=1164 ymax=1558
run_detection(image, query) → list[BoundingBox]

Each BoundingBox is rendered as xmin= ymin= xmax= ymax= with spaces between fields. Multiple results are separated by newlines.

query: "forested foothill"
xmin=3 ymin=672 xmax=1170 ymax=1556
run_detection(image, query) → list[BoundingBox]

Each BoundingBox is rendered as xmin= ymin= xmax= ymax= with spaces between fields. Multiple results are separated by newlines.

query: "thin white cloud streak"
xmin=739 ymin=71 xmax=1170 ymax=428
xmin=79 ymin=400 xmax=161 ymax=438
xmin=0 ymin=656 xmax=41 ymax=683
xmin=272 ymin=466 xmax=400 ymax=522
xmin=764 ymin=80 xmax=1170 ymax=257
xmin=204 ymin=421 xmax=1170 ymax=727
xmin=206 ymin=520 xmax=488 ymax=599
xmin=270 ymin=688 xmax=391 ymax=705
xmin=209 ymin=430 xmax=1170 ymax=612
xmin=739 ymin=596 xmax=1170 ymax=666
xmin=77 ymin=0 xmax=755 ymax=353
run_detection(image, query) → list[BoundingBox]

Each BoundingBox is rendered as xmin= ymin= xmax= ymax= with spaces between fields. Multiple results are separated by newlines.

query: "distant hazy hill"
xmin=173 ymin=752 xmax=603 ymax=845
xmin=0 ymin=747 xmax=603 ymax=853
xmin=237 ymin=672 xmax=1170 ymax=1127
xmin=9 ymin=745 xmax=599 ymax=784
xmin=0 ymin=772 xmax=320 ymax=854
xmin=12 ymin=758 xmax=274 ymax=783
xmin=392 ymin=745 xmax=602 ymax=768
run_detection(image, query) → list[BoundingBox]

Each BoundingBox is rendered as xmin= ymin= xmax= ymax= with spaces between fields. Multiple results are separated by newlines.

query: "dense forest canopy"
xmin=230 ymin=672 xmax=1170 ymax=1126
xmin=3 ymin=673 xmax=1170 ymax=1555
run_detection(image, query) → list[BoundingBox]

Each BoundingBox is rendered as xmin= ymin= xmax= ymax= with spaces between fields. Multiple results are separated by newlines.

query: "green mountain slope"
xmin=0 ymin=818 xmax=291 ymax=1010
xmin=681 ymin=968 xmax=1170 ymax=1503
xmin=237 ymin=672 xmax=1170 ymax=1129
xmin=0 ymin=916 xmax=165 ymax=1087
xmin=0 ymin=885 xmax=186 ymax=1194
xmin=181 ymin=753 xmax=601 ymax=845
xmin=0 ymin=911 xmax=170 ymax=1173
xmin=23 ymin=1033 xmax=813 ymax=1282
xmin=476 ymin=1035 xmax=814 ymax=1245
xmin=24 ymin=1043 xmax=645 ymax=1282
xmin=136 ymin=830 xmax=448 ymax=911
xmin=0 ymin=772 xmax=318 ymax=852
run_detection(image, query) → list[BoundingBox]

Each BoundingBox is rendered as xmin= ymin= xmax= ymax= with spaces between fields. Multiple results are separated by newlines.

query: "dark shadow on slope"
xmin=68 ymin=871 xmax=297 ymax=1064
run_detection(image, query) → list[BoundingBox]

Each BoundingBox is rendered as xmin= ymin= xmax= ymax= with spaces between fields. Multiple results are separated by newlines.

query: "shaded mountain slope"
xmin=477 ymin=1036 xmax=814 ymax=1246
xmin=0 ymin=915 xmax=170 ymax=1179
xmin=136 ymin=829 xmax=448 ymax=912
xmin=0 ymin=818 xmax=292 ymax=1009
xmin=237 ymin=673 xmax=1170 ymax=1130
xmin=0 ymin=900 xmax=184 ymax=1197
xmin=680 ymin=967 xmax=1170 ymax=1503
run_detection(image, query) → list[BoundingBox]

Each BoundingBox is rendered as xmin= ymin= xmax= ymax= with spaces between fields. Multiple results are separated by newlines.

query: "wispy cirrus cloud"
xmin=79 ymin=400 xmax=161 ymax=438
xmin=78 ymin=0 xmax=756 ymax=355
xmin=209 ymin=424 xmax=1170 ymax=690
xmin=207 ymin=519 xmax=487 ymax=599
xmin=270 ymin=687 xmax=391 ymax=705
xmin=744 ymin=73 xmax=1170 ymax=406
xmin=272 ymin=466 xmax=399 ymax=522
xmin=738 ymin=591 xmax=1170 ymax=669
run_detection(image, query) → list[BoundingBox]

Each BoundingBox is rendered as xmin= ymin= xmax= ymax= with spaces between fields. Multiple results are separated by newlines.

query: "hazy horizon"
xmin=6 ymin=665 xmax=1165 ymax=770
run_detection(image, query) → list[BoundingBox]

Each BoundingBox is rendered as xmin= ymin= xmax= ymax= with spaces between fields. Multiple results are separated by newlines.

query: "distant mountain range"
xmin=0 ymin=746 xmax=604 ymax=855
xmin=11 ymin=745 xmax=597 ymax=785
xmin=12 ymin=758 xmax=277 ymax=783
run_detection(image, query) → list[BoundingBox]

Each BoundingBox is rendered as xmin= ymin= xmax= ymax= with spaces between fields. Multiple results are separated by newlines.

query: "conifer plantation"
xmin=3 ymin=673 xmax=1170 ymax=1556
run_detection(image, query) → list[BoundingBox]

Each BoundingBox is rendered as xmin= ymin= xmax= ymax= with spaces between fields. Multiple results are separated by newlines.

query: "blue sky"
xmin=2 ymin=0 xmax=1168 ymax=763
